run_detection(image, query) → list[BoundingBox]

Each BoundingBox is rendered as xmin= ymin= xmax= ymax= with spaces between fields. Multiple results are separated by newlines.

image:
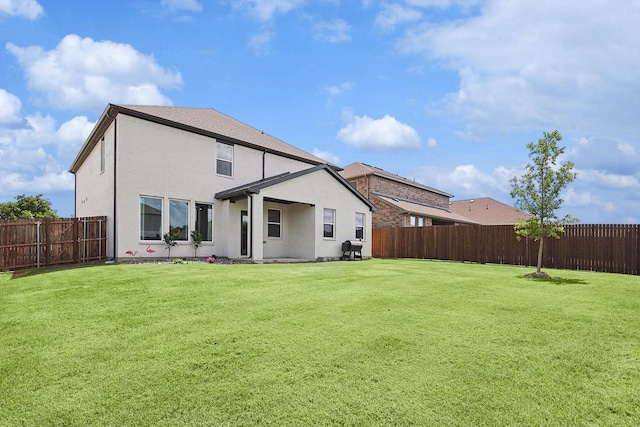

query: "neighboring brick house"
xmin=449 ymin=197 xmax=531 ymax=225
xmin=339 ymin=162 xmax=477 ymax=227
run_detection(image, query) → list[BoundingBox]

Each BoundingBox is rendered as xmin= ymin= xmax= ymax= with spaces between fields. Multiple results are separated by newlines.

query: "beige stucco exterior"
xmin=72 ymin=106 xmax=373 ymax=262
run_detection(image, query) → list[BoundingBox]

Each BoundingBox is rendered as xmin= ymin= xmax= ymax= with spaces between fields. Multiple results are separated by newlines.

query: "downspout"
xmin=248 ymin=194 xmax=253 ymax=259
xmin=73 ymin=174 xmax=77 ymax=217
xmin=112 ymin=116 xmax=118 ymax=260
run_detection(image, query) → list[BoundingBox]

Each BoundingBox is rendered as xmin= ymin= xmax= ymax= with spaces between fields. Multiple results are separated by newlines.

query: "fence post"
xmin=82 ymin=217 xmax=87 ymax=263
xmin=36 ymin=221 xmax=41 ymax=269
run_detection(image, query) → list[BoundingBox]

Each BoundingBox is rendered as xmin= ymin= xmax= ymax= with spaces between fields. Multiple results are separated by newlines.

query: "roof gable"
xmin=215 ymin=164 xmax=377 ymax=212
xmin=70 ymin=104 xmax=331 ymax=173
xmin=374 ymin=194 xmax=477 ymax=225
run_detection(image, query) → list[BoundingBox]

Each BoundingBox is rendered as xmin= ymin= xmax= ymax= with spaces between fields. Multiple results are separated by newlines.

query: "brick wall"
xmin=371 ymin=197 xmax=405 ymax=228
xmin=370 ymin=176 xmax=449 ymax=208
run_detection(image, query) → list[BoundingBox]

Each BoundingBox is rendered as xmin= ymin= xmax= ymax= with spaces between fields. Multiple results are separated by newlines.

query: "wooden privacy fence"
xmin=372 ymin=224 xmax=640 ymax=275
xmin=0 ymin=216 xmax=108 ymax=271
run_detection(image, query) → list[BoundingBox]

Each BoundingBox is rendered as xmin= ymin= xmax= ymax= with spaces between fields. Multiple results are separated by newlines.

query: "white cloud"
xmin=414 ymin=163 xmax=515 ymax=199
xmin=337 ymin=111 xmax=421 ymax=151
xmin=0 ymin=108 xmax=94 ymax=197
xmin=375 ymin=4 xmax=422 ymax=31
xmin=405 ymin=0 xmax=480 ymax=9
xmin=314 ymin=19 xmax=351 ymax=42
xmin=248 ymin=30 xmax=274 ymax=55
xmin=576 ymin=169 xmax=640 ymax=190
xmin=0 ymin=0 xmax=44 ymax=19
xmin=312 ymin=148 xmax=340 ymax=165
xmin=235 ymin=0 xmax=304 ymax=21
xmin=6 ymin=34 xmax=183 ymax=112
xmin=426 ymin=137 xmax=437 ymax=148
xmin=397 ymin=0 xmax=640 ymax=140
xmin=0 ymin=89 xmax=22 ymax=124
xmin=566 ymin=136 xmax=640 ymax=177
xmin=161 ymin=0 xmax=202 ymax=12
xmin=327 ymin=82 xmax=353 ymax=97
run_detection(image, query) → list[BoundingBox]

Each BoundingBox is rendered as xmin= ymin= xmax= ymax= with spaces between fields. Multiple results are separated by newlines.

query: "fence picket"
xmin=0 ymin=216 xmax=108 ymax=271
xmin=373 ymin=224 xmax=640 ymax=275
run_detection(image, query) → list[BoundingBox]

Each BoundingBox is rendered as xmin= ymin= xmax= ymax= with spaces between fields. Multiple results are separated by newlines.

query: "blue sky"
xmin=1 ymin=0 xmax=639 ymax=223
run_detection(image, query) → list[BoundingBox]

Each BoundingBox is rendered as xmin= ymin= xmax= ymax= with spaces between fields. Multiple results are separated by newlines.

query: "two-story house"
xmin=339 ymin=162 xmax=476 ymax=227
xmin=70 ymin=104 xmax=375 ymax=262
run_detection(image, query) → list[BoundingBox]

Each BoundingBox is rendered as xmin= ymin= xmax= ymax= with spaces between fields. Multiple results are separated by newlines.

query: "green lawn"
xmin=1 ymin=259 xmax=639 ymax=426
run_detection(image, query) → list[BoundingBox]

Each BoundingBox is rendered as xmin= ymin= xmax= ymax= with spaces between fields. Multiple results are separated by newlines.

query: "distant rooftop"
xmin=449 ymin=197 xmax=531 ymax=225
xmin=339 ymin=162 xmax=453 ymax=198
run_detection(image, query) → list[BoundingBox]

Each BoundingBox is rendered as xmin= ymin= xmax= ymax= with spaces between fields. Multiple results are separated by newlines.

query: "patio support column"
xmin=251 ymin=194 xmax=264 ymax=262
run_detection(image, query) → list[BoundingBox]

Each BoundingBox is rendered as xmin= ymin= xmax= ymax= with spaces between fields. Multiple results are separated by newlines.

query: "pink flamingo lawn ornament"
xmin=145 ymin=244 xmax=156 ymax=254
xmin=125 ymin=250 xmax=138 ymax=256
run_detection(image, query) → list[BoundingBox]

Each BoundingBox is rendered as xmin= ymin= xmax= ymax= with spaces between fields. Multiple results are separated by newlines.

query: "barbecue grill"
xmin=341 ymin=240 xmax=363 ymax=260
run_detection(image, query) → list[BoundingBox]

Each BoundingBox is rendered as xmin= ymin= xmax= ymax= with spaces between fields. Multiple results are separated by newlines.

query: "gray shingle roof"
xmin=70 ymin=104 xmax=329 ymax=173
xmin=449 ymin=197 xmax=531 ymax=225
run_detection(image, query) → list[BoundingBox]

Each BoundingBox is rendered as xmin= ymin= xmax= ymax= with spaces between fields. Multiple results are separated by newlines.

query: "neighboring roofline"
xmin=371 ymin=192 xmax=452 ymax=213
xmin=70 ymin=104 xmax=337 ymax=174
xmin=373 ymin=194 xmax=478 ymax=225
xmin=216 ymin=164 xmax=377 ymax=212
xmin=342 ymin=162 xmax=453 ymax=198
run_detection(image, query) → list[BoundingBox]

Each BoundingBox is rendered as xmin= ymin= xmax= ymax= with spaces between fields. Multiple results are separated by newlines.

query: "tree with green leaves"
xmin=0 ymin=194 xmax=58 ymax=220
xmin=190 ymin=230 xmax=203 ymax=259
xmin=510 ymin=130 xmax=578 ymax=277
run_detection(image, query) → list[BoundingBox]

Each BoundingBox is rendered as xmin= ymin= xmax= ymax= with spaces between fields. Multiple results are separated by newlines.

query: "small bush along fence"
xmin=0 ymin=216 xmax=108 ymax=271
xmin=372 ymin=224 xmax=640 ymax=275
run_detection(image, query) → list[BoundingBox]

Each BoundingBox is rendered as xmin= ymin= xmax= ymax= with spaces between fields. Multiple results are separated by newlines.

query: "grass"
xmin=1 ymin=259 xmax=639 ymax=426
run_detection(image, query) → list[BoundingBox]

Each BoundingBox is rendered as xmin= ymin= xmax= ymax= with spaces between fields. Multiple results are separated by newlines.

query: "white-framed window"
xmin=323 ymin=208 xmax=335 ymax=239
xmin=355 ymin=212 xmax=365 ymax=240
xmin=169 ymin=199 xmax=189 ymax=241
xmin=267 ymin=209 xmax=282 ymax=238
xmin=140 ymin=196 xmax=162 ymax=241
xmin=216 ymin=142 xmax=233 ymax=177
xmin=418 ymin=217 xmax=424 ymax=227
xmin=100 ymin=137 xmax=105 ymax=174
xmin=195 ymin=203 xmax=213 ymax=241
xmin=409 ymin=216 xmax=416 ymax=227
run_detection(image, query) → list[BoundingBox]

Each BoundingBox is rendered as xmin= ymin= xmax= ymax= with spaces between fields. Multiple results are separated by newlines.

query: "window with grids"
xmin=355 ymin=212 xmax=365 ymax=239
xmin=267 ymin=209 xmax=281 ymax=238
xmin=323 ymin=208 xmax=335 ymax=239
xmin=216 ymin=142 xmax=233 ymax=177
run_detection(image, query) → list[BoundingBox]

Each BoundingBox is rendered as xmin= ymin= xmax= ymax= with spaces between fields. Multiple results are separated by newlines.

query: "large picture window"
xmin=267 ymin=209 xmax=281 ymax=238
xmin=195 ymin=203 xmax=213 ymax=241
xmin=140 ymin=196 xmax=162 ymax=240
xmin=355 ymin=212 xmax=365 ymax=240
xmin=216 ymin=142 xmax=233 ymax=177
xmin=323 ymin=208 xmax=335 ymax=239
xmin=169 ymin=199 xmax=189 ymax=241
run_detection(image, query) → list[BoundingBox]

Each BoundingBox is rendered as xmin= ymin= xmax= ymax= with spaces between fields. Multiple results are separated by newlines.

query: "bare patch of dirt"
xmin=524 ymin=271 xmax=553 ymax=279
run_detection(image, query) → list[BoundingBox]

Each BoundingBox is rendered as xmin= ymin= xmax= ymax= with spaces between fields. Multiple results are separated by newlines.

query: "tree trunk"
xmin=536 ymin=236 xmax=544 ymax=273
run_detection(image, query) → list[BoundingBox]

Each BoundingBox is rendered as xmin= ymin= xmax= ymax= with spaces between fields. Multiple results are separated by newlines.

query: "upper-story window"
xmin=216 ymin=142 xmax=233 ymax=177
xmin=100 ymin=138 xmax=105 ymax=174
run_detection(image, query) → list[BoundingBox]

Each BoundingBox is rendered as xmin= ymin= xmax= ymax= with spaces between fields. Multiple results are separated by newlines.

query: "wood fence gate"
xmin=0 ymin=216 xmax=108 ymax=271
